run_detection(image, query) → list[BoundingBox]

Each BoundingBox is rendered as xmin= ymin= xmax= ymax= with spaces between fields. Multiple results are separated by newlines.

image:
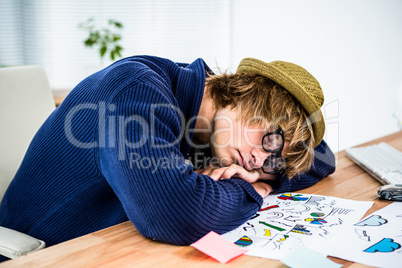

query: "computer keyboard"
xmin=345 ymin=142 xmax=402 ymax=185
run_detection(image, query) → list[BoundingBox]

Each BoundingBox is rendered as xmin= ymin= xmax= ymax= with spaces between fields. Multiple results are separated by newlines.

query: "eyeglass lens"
xmin=263 ymin=156 xmax=286 ymax=173
xmin=263 ymin=133 xmax=283 ymax=152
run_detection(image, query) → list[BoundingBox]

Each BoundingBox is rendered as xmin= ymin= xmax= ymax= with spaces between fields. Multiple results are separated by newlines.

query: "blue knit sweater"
xmin=0 ymin=56 xmax=335 ymax=249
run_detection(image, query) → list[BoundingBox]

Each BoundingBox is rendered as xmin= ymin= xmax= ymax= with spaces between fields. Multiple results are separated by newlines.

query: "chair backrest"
xmin=0 ymin=66 xmax=55 ymax=201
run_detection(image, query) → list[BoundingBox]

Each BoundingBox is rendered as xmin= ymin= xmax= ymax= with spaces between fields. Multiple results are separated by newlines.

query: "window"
xmin=0 ymin=0 xmax=232 ymax=89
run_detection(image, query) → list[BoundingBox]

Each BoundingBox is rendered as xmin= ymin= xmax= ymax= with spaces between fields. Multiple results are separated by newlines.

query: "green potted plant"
xmin=78 ymin=18 xmax=124 ymax=64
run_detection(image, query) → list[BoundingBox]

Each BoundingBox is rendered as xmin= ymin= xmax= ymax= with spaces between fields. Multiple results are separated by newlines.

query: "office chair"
xmin=0 ymin=66 xmax=55 ymax=259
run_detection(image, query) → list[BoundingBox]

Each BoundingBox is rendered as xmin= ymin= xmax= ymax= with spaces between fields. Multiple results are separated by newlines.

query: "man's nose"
xmin=250 ymin=148 xmax=271 ymax=169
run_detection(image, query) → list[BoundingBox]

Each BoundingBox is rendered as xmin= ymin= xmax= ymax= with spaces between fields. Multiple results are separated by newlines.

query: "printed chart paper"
xmin=222 ymin=193 xmax=373 ymax=260
xmin=323 ymin=202 xmax=402 ymax=268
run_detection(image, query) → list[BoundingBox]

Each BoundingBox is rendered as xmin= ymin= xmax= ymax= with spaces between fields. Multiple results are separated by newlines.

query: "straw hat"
xmin=237 ymin=58 xmax=325 ymax=147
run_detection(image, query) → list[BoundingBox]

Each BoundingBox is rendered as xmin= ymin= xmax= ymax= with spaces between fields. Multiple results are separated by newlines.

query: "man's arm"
xmin=264 ymin=140 xmax=336 ymax=193
xmin=98 ymin=84 xmax=263 ymax=246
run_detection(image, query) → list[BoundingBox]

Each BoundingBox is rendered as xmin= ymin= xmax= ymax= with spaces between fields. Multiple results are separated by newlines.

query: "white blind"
xmin=0 ymin=0 xmax=232 ymax=89
xmin=0 ymin=0 xmax=24 ymax=65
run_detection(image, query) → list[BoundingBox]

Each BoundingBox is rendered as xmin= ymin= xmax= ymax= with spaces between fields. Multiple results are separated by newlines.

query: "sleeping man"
xmin=0 ymin=56 xmax=335 ymax=253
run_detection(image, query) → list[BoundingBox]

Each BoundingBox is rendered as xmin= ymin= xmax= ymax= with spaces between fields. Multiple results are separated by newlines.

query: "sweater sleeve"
xmin=98 ymin=83 xmax=263 ymax=245
xmin=265 ymin=140 xmax=336 ymax=193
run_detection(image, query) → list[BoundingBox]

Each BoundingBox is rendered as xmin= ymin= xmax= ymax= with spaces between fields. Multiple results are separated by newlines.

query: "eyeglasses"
xmin=261 ymin=127 xmax=286 ymax=174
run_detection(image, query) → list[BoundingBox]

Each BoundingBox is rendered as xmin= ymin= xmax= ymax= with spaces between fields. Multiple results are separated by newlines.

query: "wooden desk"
xmin=2 ymin=131 xmax=401 ymax=268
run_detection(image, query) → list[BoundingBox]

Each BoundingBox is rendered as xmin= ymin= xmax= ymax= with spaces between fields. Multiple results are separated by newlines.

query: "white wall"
xmin=229 ymin=0 xmax=402 ymax=152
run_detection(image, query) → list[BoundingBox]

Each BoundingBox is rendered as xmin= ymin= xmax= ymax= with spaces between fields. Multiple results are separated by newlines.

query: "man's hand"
xmin=194 ymin=164 xmax=275 ymax=198
xmin=195 ymin=163 xmax=276 ymax=182
xmin=251 ymin=181 xmax=272 ymax=199
xmin=195 ymin=164 xmax=259 ymax=183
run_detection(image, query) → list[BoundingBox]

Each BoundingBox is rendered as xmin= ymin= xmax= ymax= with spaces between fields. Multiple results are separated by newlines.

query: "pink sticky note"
xmin=191 ymin=231 xmax=248 ymax=264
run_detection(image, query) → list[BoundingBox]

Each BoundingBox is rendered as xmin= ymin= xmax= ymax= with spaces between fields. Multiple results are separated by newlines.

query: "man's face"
xmin=209 ymin=106 xmax=289 ymax=180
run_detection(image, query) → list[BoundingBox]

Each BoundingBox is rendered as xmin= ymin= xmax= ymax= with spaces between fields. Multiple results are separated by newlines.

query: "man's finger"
xmin=220 ymin=164 xmax=240 ymax=179
xmin=220 ymin=164 xmax=260 ymax=183
xmin=209 ymin=167 xmax=228 ymax=181
xmin=236 ymin=167 xmax=260 ymax=183
xmin=199 ymin=165 xmax=214 ymax=176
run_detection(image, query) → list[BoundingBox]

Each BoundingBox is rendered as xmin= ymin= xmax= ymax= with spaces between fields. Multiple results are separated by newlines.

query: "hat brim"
xmin=237 ymin=58 xmax=325 ymax=147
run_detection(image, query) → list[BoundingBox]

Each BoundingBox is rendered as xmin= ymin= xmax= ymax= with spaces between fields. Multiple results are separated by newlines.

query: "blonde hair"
xmin=205 ymin=73 xmax=314 ymax=178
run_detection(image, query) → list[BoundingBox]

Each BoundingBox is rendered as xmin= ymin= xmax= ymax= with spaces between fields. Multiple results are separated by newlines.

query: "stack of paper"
xmin=192 ymin=193 xmax=401 ymax=267
xmin=222 ymin=193 xmax=374 ymax=260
